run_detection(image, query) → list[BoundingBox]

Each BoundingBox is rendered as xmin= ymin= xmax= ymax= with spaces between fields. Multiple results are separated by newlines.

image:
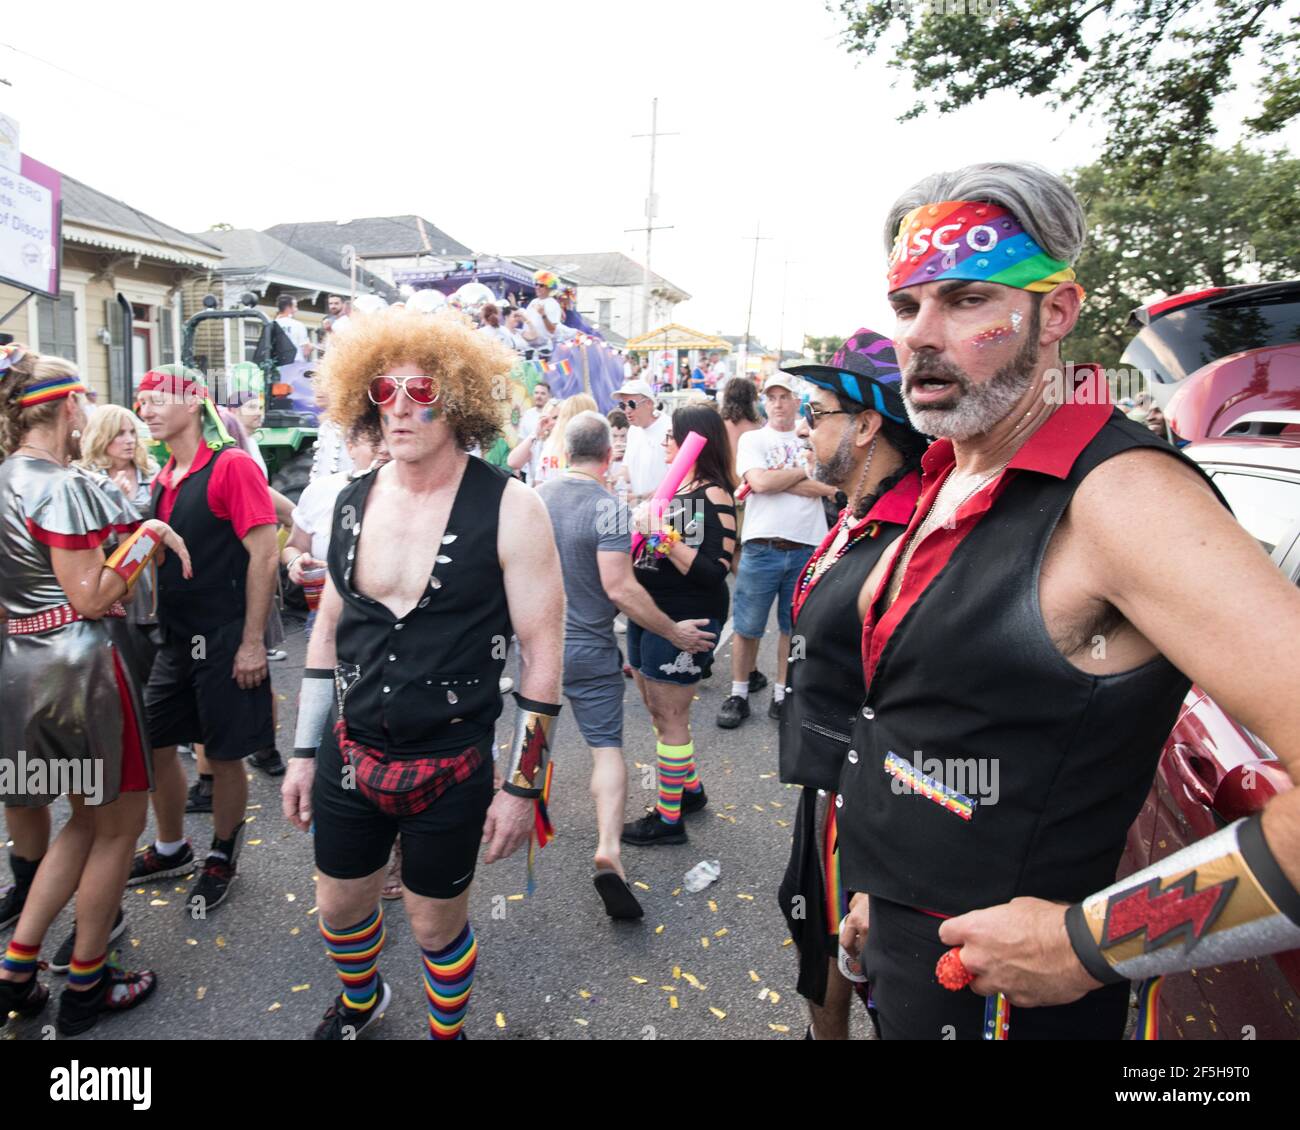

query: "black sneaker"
xmin=49 ymin=907 xmax=126 ymax=974
xmin=622 ymin=812 xmax=688 ymax=847
xmin=57 ymin=960 xmax=157 ymax=1036
xmin=716 ymin=695 xmax=750 ymax=729
xmin=313 ymin=975 xmax=392 ymax=1040
xmin=768 ymin=695 xmax=784 ymax=721
xmin=185 ymin=856 xmax=235 ymax=917
xmin=186 ymin=779 xmax=213 ymax=814
xmin=681 ymin=785 xmax=709 ymax=815
xmin=248 ymin=747 xmax=286 ymax=778
xmin=748 ymin=669 xmax=769 ymax=693
xmin=127 ymin=842 xmax=195 ymax=886
xmin=0 ymin=974 xmax=49 ymax=1028
xmin=0 ymin=854 xmax=40 ymax=931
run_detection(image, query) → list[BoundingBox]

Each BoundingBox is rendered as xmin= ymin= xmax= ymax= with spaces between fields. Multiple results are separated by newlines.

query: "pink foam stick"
xmin=631 ymin=430 xmax=708 ymax=558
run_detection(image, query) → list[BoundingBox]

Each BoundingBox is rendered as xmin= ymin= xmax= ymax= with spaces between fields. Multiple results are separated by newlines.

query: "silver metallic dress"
xmin=0 ymin=455 xmax=153 ymax=807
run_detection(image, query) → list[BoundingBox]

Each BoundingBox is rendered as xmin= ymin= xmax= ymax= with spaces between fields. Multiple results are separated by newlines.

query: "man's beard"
xmin=813 ymin=426 xmax=856 ymax=488
xmin=902 ymin=307 xmax=1041 ymax=441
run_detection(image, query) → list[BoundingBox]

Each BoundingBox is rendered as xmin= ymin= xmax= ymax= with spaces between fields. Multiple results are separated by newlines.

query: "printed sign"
xmin=0 ymin=153 xmax=61 ymax=298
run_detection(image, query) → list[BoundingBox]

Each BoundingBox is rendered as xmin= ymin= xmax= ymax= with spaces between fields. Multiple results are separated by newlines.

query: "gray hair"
xmin=883 ymin=162 xmax=1086 ymax=265
xmin=565 ymin=410 xmax=612 ymax=462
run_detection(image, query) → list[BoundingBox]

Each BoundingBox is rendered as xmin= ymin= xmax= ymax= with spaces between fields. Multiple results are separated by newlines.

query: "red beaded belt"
xmin=5 ymin=602 xmax=127 ymax=635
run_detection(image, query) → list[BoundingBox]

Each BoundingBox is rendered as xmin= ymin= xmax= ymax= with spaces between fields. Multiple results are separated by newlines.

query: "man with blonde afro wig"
xmin=282 ymin=310 xmax=566 ymax=1040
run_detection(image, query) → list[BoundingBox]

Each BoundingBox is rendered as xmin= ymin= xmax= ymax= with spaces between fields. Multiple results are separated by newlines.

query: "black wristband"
xmin=291 ymin=747 xmax=317 ymax=760
xmin=502 ymin=781 xmax=542 ymax=799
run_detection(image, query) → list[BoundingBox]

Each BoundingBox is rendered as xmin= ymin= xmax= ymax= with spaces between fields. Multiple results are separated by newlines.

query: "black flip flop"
xmin=593 ymin=869 xmax=644 ymax=920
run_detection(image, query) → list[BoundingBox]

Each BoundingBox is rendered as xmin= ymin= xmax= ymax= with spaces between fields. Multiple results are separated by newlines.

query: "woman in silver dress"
xmin=0 ymin=345 xmax=190 ymax=1035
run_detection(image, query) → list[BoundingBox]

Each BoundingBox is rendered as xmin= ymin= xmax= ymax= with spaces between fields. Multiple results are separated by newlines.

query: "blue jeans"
xmin=732 ymin=541 xmax=814 ymax=638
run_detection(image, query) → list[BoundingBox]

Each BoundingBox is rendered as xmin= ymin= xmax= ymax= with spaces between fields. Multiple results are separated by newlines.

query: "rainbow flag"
xmin=546 ymin=359 xmax=572 ymax=378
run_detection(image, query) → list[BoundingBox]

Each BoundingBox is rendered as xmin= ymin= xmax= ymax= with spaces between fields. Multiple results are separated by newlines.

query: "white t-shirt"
xmin=623 ymin=412 xmax=672 ymax=497
xmin=527 ymin=297 xmax=564 ymax=344
xmin=292 ymin=470 xmax=350 ymax=562
xmin=276 ymin=315 xmax=310 ymax=357
xmin=735 ymin=425 xmax=828 ymax=547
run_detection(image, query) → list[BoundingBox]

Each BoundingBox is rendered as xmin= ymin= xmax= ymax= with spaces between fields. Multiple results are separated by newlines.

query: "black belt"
xmin=748 ymin=537 xmax=814 ymax=552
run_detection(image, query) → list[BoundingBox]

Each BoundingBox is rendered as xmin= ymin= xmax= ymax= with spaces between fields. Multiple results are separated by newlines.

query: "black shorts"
xmin=312 ymin=719 xmax=494 ymax=900
xmin=861 ymin=895 xmax=1130 ymax=1040
xmin=778 ymin=787 xmax=839 ymax=1007
xmin=144 ymin=620 xmax=275 ymax=760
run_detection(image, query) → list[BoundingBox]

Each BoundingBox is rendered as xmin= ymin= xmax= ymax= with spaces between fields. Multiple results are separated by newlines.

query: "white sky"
xmin=3 ymin=0 xmax=1296 ymax=350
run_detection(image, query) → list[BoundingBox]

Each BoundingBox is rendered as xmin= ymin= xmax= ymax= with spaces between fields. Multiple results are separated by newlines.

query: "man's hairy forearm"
xmin=241 ymin=537 xmax=278 ymax=646
xmin=748 ymin=467 xmax=807 ymax=494
xmin=610 ymin=579 xmax=679 ymax=641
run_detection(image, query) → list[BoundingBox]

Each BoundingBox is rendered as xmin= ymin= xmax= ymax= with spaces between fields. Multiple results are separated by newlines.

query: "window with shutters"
xmin=159 ymin=298 xmax=176 ymax=364
xmin=598 ymin=299 xmax=612 ymax=329
xmin=37 ymin=291 xmax=78 ymax=362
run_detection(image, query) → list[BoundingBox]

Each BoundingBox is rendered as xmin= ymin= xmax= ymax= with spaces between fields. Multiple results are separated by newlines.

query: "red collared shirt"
xmin=154 ymin=442 xmax=276 ymax=537
xmin=792 ymin=470 xmax=922 ymax=620
xmin=862 ymin=374 xmax=1112 ymax=685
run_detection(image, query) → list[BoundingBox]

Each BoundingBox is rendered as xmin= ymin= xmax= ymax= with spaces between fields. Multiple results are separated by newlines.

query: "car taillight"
xmin=271 ymin=383 xmax=291 ymax=397
xmin=1136 ymin=287 xmax=1230 ymax=324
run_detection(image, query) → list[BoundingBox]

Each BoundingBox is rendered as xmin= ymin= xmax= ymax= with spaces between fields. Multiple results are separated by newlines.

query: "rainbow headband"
xmin=887 ymin=200 xmax=1077 ymax=294
xmin=17 ymin=374 xmax=88 ymax=407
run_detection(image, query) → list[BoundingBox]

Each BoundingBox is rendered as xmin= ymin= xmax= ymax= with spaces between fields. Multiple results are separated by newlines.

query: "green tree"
xmin=1065 ymin=145 xmax=1300 ymax=368
xmin=803 ymin=334 xmax=844 ymax=362
xmin=833 ymin=0 xmax=1300 ymax=183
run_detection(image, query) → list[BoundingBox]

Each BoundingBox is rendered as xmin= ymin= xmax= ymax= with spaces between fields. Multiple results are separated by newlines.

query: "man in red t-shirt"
xmin=130 ymin=368 xmax=279 ymax=915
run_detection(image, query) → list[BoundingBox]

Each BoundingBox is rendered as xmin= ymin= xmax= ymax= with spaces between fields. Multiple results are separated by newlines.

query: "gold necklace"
xmin=565 ymin=468 xmax=605 ymax=484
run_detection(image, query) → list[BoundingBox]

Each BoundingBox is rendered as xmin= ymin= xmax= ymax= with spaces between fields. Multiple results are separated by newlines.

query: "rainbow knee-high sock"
xmin=683 ymin=757 xmax=702 ymax=795
xmin=423 ymin=922 xmax=477 ymax=1040
xmin=655 ymin=740 xmax=694 ymax=824
xmin=2 ymin=940 xmax=39 ymax=977
xmin=67 ymin=952 xmax=106 ymax=991
xmin=320 ymin=907 xmax=386 ymax=1011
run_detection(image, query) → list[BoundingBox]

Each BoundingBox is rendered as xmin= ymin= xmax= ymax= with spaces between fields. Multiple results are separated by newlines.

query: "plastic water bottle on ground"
xmin=683 ymin=860 xmax=721 ymax=893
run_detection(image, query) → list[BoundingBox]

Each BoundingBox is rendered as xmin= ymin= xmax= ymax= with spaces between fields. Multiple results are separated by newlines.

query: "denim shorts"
xmin=732 ymin=541 xmax=814 ymax=638
xmin=627 ymin=618 xmax=721 ymax=685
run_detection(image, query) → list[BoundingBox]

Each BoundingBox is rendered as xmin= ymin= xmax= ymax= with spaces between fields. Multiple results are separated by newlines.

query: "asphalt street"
xmin=3 ymin=604 xmax=873 ymax=1042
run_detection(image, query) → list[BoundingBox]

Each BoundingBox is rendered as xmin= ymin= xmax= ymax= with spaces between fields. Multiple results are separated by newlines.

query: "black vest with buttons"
xmin=778 ymin=523 xmax=906 ymax=791
xmin=327 ymin=456 xmax=513 ymax=757
xmin=151 ymin=445 xmax=249 ymax=636
xmin=836 ymin=412 xmax=1223 ymax=914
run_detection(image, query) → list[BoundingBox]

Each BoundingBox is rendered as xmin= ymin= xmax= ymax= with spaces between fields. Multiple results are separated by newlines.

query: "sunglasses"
xmin=801 ymin=403 xmax=851 ymax=430
xmin=368 ymin=375 xmax=441 ymax=406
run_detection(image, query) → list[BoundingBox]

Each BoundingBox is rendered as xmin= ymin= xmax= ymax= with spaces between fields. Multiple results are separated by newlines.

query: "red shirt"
xmin=862 ymin=374 xmax=1112 ymax=685
xmin=154 ymin=443 xmax=276 ymax=538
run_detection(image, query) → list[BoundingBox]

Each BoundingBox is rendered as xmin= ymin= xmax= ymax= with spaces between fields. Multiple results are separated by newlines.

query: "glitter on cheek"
xmin=969 ymin=323 xmax=1015 ymax=347
xmin=420 ymin=406 xmax=440 ymax=423
xmin=1010 ymin=310 xmax=1023 ymax=332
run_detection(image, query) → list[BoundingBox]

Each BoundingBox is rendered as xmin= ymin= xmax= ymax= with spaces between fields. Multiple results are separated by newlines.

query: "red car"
xmin=1118 ymin=425 xmax=1300 ymax=1039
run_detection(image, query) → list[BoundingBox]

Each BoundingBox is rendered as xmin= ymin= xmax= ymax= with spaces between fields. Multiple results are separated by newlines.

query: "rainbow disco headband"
xmin=17 ymin=373 xmax=88 ymax=407
xmin=533 ymin=270 xmax=560 ymax=290
xmin=887 ymin=200 xmax=1077 ymax=294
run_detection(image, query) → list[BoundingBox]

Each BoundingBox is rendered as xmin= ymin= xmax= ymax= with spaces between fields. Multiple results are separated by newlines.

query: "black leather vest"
xmin=152 ymin=446 xmax=249 ymax=634
xmin=779 ymin=520 xmax=906 ymax=791
xmin=329 ymin=456 xmax=513 ymax=757
xmin=837 ymin=412 xmax=1224 ymax=913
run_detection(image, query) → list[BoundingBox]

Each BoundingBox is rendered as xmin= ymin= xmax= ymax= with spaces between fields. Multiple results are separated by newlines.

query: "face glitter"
xmin=420 ymin=406 xmax=440 ymax=423
xmin=969 ymin=323 xmax=1015 ymax=347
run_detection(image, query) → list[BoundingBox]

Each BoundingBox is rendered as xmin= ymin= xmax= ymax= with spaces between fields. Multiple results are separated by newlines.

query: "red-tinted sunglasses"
xmin=367 ymin=375 xmax=441 ymax=406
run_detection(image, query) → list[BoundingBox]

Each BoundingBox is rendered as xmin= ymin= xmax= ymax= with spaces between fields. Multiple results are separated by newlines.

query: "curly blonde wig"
xmin=318 ymin=311 xmax=512 ymax=451
xmin=77 ymin=403 xmax=159 ymax=477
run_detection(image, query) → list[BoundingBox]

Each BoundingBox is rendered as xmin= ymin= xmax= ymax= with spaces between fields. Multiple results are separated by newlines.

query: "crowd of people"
xmin=2 ymin=160 xmax=1299 ymax=1043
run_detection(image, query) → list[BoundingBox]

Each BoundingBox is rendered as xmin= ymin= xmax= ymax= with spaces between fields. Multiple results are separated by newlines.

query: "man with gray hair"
xmin=833 ymin=161 xmax=1300 ymax=1039
xmin=537 ymin=411 xmax=715 ymax=920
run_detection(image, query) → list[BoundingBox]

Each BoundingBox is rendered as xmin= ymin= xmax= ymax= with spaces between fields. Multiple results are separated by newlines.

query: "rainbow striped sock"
xmin=655 ymin=740 xmax=694 ymax=824
xmin=321 ymin=907 xmax=386 ymax=1011
xmin=67 ymin=952 xmax=106 ymax=991
xmin=683 ymin=760 xmax=702 ymax=794
xmin=422 ymin=922 xmax=477 ymax=1040
xmin=2 ymin=940 xmax=39 ymax=976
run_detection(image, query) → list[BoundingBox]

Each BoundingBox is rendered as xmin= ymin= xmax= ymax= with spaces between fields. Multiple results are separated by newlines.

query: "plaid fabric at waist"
xmin=333 ymin=717 xmax=483 ymax=817
xmin=6 ymin=602 xmax=127 ymax=636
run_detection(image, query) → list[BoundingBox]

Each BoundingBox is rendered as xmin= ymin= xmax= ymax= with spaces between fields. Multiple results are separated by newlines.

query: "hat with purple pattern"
xmin=781 ymin=328 xmax=908 ymax=424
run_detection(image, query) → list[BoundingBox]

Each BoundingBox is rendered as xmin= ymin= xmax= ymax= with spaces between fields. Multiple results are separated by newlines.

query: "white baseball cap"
xmin=614 ymin=378 xmax=655 ymax=400
xmin=763 ymin=373 xmax=796 ymax=394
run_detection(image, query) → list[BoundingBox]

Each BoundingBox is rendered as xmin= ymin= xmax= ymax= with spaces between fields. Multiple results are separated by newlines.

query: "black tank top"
xmin=152 ymin=446 xmax=249 ymax=635
xmin=836 ymin=411 xmax=1226 ymax=913
xmin=779 ymin=520 xmax=907 ymax=791
xmin=328 ymin=456 xmax=513 ymax=757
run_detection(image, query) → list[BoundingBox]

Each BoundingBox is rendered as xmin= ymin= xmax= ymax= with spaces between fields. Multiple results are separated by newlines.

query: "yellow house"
xmin=0 ymin=175 xmax=223 ymax=403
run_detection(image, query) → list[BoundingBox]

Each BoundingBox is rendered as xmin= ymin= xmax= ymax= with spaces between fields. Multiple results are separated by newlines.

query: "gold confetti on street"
xmin=633 ymin=881 xmax=651 ymax=891
xmin=149 ymin=899 xmax=168 ymax=906
xmin=291 ymin=984 xmax=311 ymax=992
xmin=749 ymin=970 xmax=761 ymax=982
xmin=700 ymin=937 xmax=709 ymax=948
xmin=578 ymin=989 xmax=592 ymax=999
xmin=574 ymin=1018 xmax=589 ymax=1026
xmin=215 ymin=936 xmax=227 ymax=949
xmin=709 ymin=1007 xmax=727 ymax=1020
xmin=655 ymin=925 xmax=664 ymax=934
xmin=630 ymin=976 xmax=648 ymax=984
xmin=769 ymin=1023 xmax=790 ymax=1033
xmin=286 ymin=893 xmax=296 ymax=902
xmin=507 ymin=894 xmax=525 ymax=901
xmin=196 ymin=987 xmax=207 ymax=1001
xmin=782 ymin=938 xmax=793 ymax=946
xmin=185 ymin=938 xmax=198 ymax=946
xmin=714 ymin=928 xmax=728 ymax=937
xmin=737 ymin=893 xmax=754 ymax=901
xmin=290 ymin=927 xmax=300 ymax=936
xmin=495 ymin=1012 xmax=506 ymax=1028
xmin=247 ymin=839 xmax=263 ymax=846
xmin=669 ymin=995 xmax=678 ymax=1009
xmin=707 ymin=900 xmax=718 ymax=913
